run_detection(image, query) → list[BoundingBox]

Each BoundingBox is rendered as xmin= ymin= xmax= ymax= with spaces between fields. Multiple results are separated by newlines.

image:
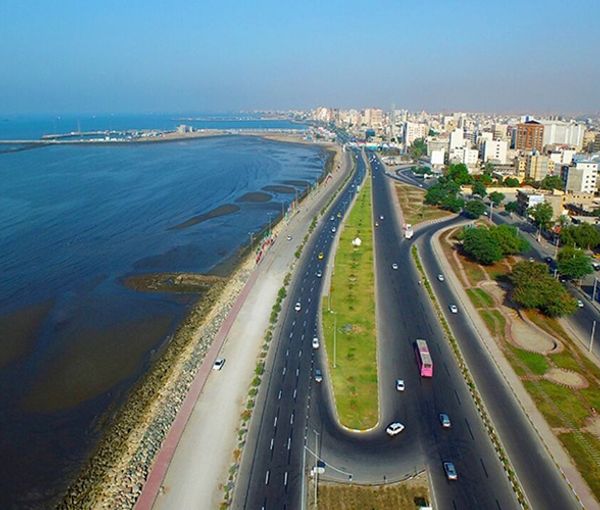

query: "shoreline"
xmin=56 ymin=138 xmax=339 ymax=509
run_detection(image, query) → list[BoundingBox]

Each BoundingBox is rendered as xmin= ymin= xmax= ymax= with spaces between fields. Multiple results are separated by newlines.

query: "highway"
xmin=234 ymin=148 xmax=580 ymax=510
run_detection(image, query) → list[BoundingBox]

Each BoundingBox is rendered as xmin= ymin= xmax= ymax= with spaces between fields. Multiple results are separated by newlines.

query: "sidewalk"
xmin=430 ymin=225 xmax=598 ymax=510
xmin=139 ymin=146 xmax=352 ymax=510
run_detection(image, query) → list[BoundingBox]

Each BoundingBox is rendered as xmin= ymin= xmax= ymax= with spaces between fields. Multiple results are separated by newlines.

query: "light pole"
xmin=593 ymin=278 xmax=598 ymax=303
xmin=301 ymin=440 xmax=307 ymax=510
xmin=554 ymin=235 xmax=560 ymax=259
xmin=333 ymin=312 xmax=337 ymax=369
xmin=248 ymin=231 xmax=254 ymax=247
xmin=590 ymin=320 xmax=597 ymax=353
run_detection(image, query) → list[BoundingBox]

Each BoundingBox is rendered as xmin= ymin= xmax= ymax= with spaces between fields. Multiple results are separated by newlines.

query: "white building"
xmin=430 ymin=148 xmax=446 ymax=167
xmin=451 ymin=147 xmax=479 ymax=168
xmin=565 ymin=161 xmax=598 ymax=194
xmin=449 ymin=128 xmax=464 ymax=151
xmin=362 ymin=108 xmax=384 ymax=128
xmin=549 ymin=148 xmax=576 ymax=166
xmin=403 ymin=121 xmax=429 ymax=149
xmin=483 ymin=139 xmax=508 ymax=164
xmin=541 ymin=120 xmax=586 ymax=150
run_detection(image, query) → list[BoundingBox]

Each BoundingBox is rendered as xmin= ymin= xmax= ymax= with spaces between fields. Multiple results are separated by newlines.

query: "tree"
xmin=505 ymin=200 xmax=519 ymax=214
xmin=484 ymin=161 xmax=495 ymax=174
xmin=503 ymin=177 xmax=521 ymax=187
xmin=540 ymin=175 xmax=565 ymax=191
xmin=441 ymin=195 xmax=464 ymax=213
xmin=560 ymin=223 xmax=600 ymax=250
xmin=462 ymin=227 xmax=503 ymax=264
xmin=528 ymin=202 xmax=554 ymax=238
xmin=409 ymin=138 xmax=427 ymax=160
xmin=464 ymin=200 xmax=486 ymax=218
xmin=509 ymin=261 xmax=577 ymax=317
xmin=488 ymin=191 xmax=505 ymax=207
xmin=424 ymin=184 xmax=449 ymax=205
xmin=490 ymin=224 xmax=529 ymax=255
xmin=446 ymin=163 xmax=472 ymax=185
xmin=557 ymin=246 xmax=593 ymax=280
xmin=471 ymin=180 xmax=488 ymax=198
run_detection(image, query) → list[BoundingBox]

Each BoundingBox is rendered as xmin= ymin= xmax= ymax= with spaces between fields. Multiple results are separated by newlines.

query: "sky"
xmin=0 ymin=0 xmax=599 ymax=114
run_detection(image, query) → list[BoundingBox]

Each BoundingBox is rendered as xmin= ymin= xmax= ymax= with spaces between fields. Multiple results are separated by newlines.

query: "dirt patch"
xmin=584 ymin=416 xmax=600 ymax=439
xmin=544 ymin=368 xmax=589 ymax=389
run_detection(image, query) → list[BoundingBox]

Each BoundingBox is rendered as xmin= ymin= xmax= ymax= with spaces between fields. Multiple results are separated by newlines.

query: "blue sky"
xmin=1 ymin=0 xmax=598 ymax=114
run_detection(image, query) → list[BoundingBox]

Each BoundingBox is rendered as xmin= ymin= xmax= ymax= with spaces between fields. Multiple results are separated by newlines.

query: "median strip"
xmin=322 ymin=173 xmax=378 ymax=430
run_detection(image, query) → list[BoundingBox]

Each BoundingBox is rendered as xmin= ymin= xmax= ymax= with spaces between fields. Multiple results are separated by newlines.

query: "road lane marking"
xmin=282 ymin=366 xmax=286 ymax=375
xmin=274 ymin=416 xmax=277 ymax=427
xmin=454 ymin=390 xmax=461 ymax=406
xmin=480 ymin=458 xmax=489 ymax=478
xmin=290 ymin=412 xmax=294 ymax=425
xmin=265 ymin=470 xmax=270 ymax=485
xmin=289 ymin=332 xmax=293 ymax=339
xmin=298 ymin=349 xmax=302 ymax=358
xmin=293 ymin=389 xmax=297 ymax=400
xmin=284 ymin=471 xmax=288 ymax=487
xmin=286 ymin=349 xmax=289 ymax=357
xmin=278 ymin=389 xmax=282 ymax=400
xmin=287 ymin=437 xmax=292 ymax=450
xmin=465 ymin=418 xmax=475 ymax=440
xmin=270 ymin=438 xmax=274 ymax=450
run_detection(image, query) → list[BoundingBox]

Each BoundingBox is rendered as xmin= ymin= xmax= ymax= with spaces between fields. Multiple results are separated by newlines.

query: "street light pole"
xmin=593 ymin=278 xmax=598 ymax=303
xmin=301 ymin=440 xmax=307 ymax=510
xmin=554 ymin=235 xmax=560 ymax=259
xmin=590 ymin=320 xmax=597 ymax=353
xmin=313 ymin=429 xmax=320 ymax=509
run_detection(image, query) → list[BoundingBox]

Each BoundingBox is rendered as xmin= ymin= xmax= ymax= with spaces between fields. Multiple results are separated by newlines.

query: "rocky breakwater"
xmin=57 ymin=261 xmax=254 ymax=509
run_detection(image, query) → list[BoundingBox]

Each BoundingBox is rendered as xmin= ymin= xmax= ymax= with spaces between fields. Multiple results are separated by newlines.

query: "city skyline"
xmin=1 ymin=0 xmax=599 ymax=115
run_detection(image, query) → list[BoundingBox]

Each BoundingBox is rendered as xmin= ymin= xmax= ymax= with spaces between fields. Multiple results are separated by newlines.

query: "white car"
xmin=294 ymin=302 xmax=301 ymax=312
xmin=449 ymin=304 xmax=458 ymax=314
xmin=331 ymin=227 xmax=336 ymax=233
xmin=286 ymin=235 xmax=292 ymax=241
xmin=312 ymin=337 xmax=320 ymax=349
xmin=379 ymin=215 xmax=384 ymax=220
xmin=212 ymin=358 xmax=226 ymax=371
xmin=392 ymin=263 xmax=398 ymax=270
xmin=316 ymin=270 xmax=322 ymax=278
xmin=443 ymin=462 xmax=458 ymax=480
xmin=439 ymin=413 xmax=451 ymax=428
xmin=386 ymin=422 xmax=405 ymax=436
xmin=437 ymin=274 xmax=445 ymax=282
xmin=396 ymin=379 xmax=405 ymax=392
xmin=577 ymin=299 xmax=584 ymax=308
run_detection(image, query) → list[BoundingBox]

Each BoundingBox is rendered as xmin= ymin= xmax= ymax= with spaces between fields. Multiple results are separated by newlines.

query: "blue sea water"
xmin=0 ymin=119 xmax=324 ymax=507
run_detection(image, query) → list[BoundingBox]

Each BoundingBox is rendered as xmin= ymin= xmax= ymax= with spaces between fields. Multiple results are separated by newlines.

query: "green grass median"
xmin=322 ymin=176 xmax=378 ymax=430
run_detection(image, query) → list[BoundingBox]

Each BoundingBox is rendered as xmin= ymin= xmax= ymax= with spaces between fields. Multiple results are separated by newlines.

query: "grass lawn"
xmin=322 ymin=176 xmax=378 ymax=430
xmin=560 ymin=432 xmax=600 ymax=498
xmin=467 ymin=288 xmax=494 ymax=308
xmin=511 ymin=347 xmax=549 ymax=375
xmin=394 ymin=183 xmax=452 ymax=226
xmin=524 ymin=380 xmax=590 ymax=428
xmin=318 ymin=479 xmax=430 ymax=510
xmin=550 ymin=351 xmax=582 ymax=372
xmin=460 ymin=257 xmax=487 ymax=287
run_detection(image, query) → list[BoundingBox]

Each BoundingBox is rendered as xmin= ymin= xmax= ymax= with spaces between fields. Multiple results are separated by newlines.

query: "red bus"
xmin=415 ymin=339 xmax=433 ymax=377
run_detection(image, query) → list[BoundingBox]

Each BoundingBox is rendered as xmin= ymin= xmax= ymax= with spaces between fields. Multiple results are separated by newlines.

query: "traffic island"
xmin=322 ymin=176 xmax=378 ymax=430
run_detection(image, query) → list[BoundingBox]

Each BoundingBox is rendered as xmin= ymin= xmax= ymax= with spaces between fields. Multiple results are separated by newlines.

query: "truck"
xmin=403 ymin=223 xmax=414 ymax=240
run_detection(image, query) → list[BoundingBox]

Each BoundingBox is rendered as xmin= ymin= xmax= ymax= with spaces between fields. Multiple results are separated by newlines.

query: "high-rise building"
xmin=403 ymin=121 xmax=428 ymax=149
xmin=483 ymin=140 xmax=508 ymax=164
xmin=525 ymin=153 xmax=555 ymax=181
xmin=493 ymin=123 xmax=509 ymax=141
xmin=516 ymin=120 xmax=544 ymax=152
xmin=565 ymin=161 xmax=598 ymax=194
xmin=541 ymin=120 xmax=586 ymax=150
xmin=449 ymin=128 xmax=464 ymax=151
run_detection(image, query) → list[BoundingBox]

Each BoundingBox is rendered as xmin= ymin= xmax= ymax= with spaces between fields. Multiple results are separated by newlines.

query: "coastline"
xmin=56 ymin=137 xmax=340 ymax=509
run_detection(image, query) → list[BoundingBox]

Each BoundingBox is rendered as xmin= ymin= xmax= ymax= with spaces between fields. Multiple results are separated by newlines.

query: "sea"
xmin=0 ymin=114 xmax=325 ymax=508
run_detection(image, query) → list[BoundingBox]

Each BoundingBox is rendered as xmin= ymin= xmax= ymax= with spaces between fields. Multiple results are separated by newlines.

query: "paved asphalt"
xmin=235 ymin=149 xmax=580 ymax=510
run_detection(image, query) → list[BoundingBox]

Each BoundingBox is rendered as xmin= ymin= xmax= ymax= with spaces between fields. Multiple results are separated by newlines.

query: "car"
xmin=286 ymin=234 xmax=293 ymax=241
xmin=318 ymin=252 xmax=324 ymax=260
xmin=443 ymin=462 xmax=458 ymax=480
xmin=330 ymin=216 xmax=335 ymax=221
xmin=396 ymin=379 xmax=405 ymax=392
xmin=331 ymin=227 xmax=336 ymax=233
xmin=375 ymin=222 xmax=379 ymax=227
xmin=386 ymin=422 xmax=405 ymax=436
xmin=593 ymin=262 xmax=600 ymax=271
xmin=314 ymin=369 xmax=323 ymax=383
xmin=577 ymin=299 xmax=584 ymax=308
xmin=439 ymin=413 xmax=451 ymax=428
xmin=337 ymin=212 xmax=342 ymax=218
xmin=392 ymin=263 xmax=398 ymax=270
xmin=449 ymin=304 xmax=458 ymax=314
xmin=528 ymin=256 xmax=535 ymax=262
xmin=379 ymin=215 xmax=384 ymax=220
xmin=212 ymin=358 xmax=225 ymax=371
xmin=294 ymin=302 xmax=301 ymax=312
xmin=316 ymin=270 xmax=323 ymax=278
xmin=544 ymin=256 xmax=553 ymax=264
xmin=437 ymin=274 xmax=445 ymax=282
xmin=312 ymin=337 xmax=320 ymax=349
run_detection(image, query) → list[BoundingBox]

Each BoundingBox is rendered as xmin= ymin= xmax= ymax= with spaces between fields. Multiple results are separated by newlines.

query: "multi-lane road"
xmin=234 ymin=148 xmax=581 ymax=509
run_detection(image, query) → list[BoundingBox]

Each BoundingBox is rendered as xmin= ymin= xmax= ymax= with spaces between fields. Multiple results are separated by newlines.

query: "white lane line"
xmin=286 ymin=349 xmax=289 ymax=357
xmin=301 ymin=333 xmax=305 ymax=340
xmin=284 ymin=471 xmax=288 ymax=487
xmin=290 ymin=412 xmax=295 ymax=425
xmin=278 ymin=389 xmax=282 ymax=400
xmin=296 ymin=368 xmax=300 ymax=376
xmin=274 ymin=416 xmax=278 ymax=427
xmin=293 ymin=389 xmax=297 ymax=400
xmin=292 ymin=320 xmax=296 ymax=327
xmin=270 ymin=438 xmax=274 ymax=450
xmin=289 ymin=332 xmax=293 ymax=339
xmin=287 ymin=437 xmax=292 ymax=450
xmin=265 ymin=470 xmax=270 ymax=485
xmin=308 ymin=297 xmax=311 ymax=303
xmin=303 ymin=320 xmax=307 ymax=327
xmin=282 ymin=366 xmax=286 ymax=375
xmin=298 ymin=349 xmax=302 ymax=357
